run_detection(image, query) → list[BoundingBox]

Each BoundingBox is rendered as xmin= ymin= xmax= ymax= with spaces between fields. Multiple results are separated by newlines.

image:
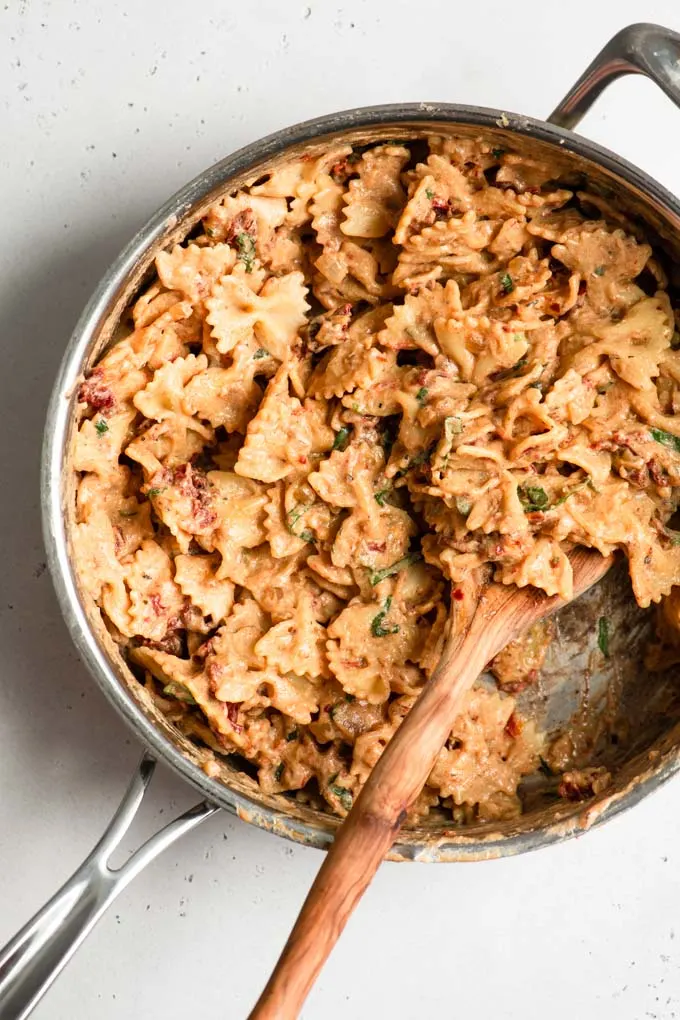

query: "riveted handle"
xmin=549 ymin=22 xmax=680 ymax=130
xmin=0 ymin=754 xmax=218 ymax=1020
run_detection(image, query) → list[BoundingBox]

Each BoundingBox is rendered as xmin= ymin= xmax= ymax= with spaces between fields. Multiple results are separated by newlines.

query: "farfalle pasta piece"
xmin=174 ymin=554 xmax=235 ymax=625
xmin=205 ymin=268 xmax=309 ymax=358
xmin=326 ymin=598 xmax=425 ymax=703
xmin=133 ymin=353 xmax=213 ymax=433
xmin=341 ymin=144 xmax=410 ymax=238
xmin=156 ymin=243 xmax=236 ymax=304
xmin=182 ymin=357 xmax=263 ymax=433
xmin=496 ymin=538 xmax=573 ymax=600
xmin=570 ymin=295 xmax=672 ymax=390
xmin=428 ymin=688 xmax=541 ymax=816
xmin=254 ymin=596 xmax=330 ymax=678
xmin=73 ymin=408 xmax=137 ymax=476
xmin=235 ymin=365 xmax=332 ymax=482
xmin=125 ymin=418 xmax=211 ymax=478
xmin=123 ymin=540 xmax=186 ymax=642
xmin=379 ymin=281 xmax=462 ymax=355
xmin=308 ymin=335 xmax=395 ymax=400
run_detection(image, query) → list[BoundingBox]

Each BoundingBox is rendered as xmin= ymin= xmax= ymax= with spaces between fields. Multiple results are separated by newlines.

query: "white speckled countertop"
xmin=3 ymin=2 xmax=680 ymax=1017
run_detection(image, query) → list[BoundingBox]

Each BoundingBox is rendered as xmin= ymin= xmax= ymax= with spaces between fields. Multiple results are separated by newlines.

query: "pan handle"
xmin=548 ymin=22 xmax=680 ymax=130
xmin=0 ymin=753 xmax=219 ymax=1020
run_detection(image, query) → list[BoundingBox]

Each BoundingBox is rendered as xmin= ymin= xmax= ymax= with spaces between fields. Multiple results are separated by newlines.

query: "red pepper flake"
xmin=367 ymin=541 xmax=387 ymax=553
xmin=452 ymin=588 xmax=465 ymax=601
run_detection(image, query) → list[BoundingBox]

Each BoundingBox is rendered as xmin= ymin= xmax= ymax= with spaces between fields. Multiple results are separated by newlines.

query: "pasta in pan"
xmin=72 ymin=134 xmax=680 ymax=822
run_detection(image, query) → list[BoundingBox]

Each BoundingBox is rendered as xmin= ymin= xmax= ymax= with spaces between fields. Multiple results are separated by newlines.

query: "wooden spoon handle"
xmin=248 ymin=619 xmax=494 ymax=1020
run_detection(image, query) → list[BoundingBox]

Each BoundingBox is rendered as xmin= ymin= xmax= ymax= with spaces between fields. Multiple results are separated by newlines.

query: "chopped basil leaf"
xmin=94 ymin=418 xmax=109 ymax=436
xmin=332 ymin=425 xmax=351 ymax=451
xmin=147 ymin=486 xmax=167 ymax=498
xmin=492 ymin=147 xmax=504 ymax=159
xmin=235 ymin=231 xmax=256 ymax=272
xmin=597 ymin=616 xmax=610 ymax=657
xmin=518 ymin=485 xmax=549 ymax=512
xmin=285 ymin=728 xmax=299 ymax=742
xmin=369 ymin=551 xmax=422 ymax=586
xmin=274 ymin=763 xmax=285 ymax=782
xmin=650 ymin=427 xmax=680 ymax=453
xmin=500 ymin=272 xmax=514 ymax=294
xmin=345 ymin=693 xmax=355 ymax=703
xmin=162 ymin=682 xmax=197 ymax=705
xmin=370 ymin=595 xmax=400 ymax=637
xmin=286 ymin=504 xmax=315 ymax=540
xmin=455 ymin=497 xmax=472 ymax=517
xmin=415 ymin=386 xmax=429 ymax=405
xmin=253 ymin=347 xmax=269 ymax=360
xmin=425 ymin=187 xmax=434 ymax=200
xmin=594 ymin=265 xmax=605 ymax=277
xmin=374 ymin=488 xmax=391 ymax=507
xmin=329 ymin=783 xmax=353 ymax=811
xmin=513 ymin=332 xmax=526 ymax=343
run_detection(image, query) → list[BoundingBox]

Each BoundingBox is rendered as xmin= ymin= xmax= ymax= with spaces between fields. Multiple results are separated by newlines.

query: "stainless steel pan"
xmin=2 ymin=22 xmax=680 ymax=1019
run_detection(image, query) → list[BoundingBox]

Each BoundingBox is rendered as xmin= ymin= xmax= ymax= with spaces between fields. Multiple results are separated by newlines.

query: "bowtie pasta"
xmin=73 ymin=134 xmax=680 ymax=823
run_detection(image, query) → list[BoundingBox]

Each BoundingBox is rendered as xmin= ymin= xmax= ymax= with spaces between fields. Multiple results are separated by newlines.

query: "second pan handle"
xmin=548 ymin=22 xmax=680 ymax=130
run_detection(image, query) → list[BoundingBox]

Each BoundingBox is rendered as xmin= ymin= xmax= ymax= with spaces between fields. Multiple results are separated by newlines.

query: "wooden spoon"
xmin=249 ymin=547 xmax=613 ymax=1020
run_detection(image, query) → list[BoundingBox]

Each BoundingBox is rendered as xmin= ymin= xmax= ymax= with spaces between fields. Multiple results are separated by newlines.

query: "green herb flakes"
xmin=455 ymin=497 xmax=472 ymax=517
xmin=650 ymin=427 xmax=680 ymax=454
xmin=332 ymin=425 xmax=351 ymax=451
xmin=492 ymin=147 xmax=505 ymax=159
xmin=119 ymin=509 xmax=138 ymax=518
xmin=415 ymin=386 xmax=429 ymax=405
xmin=286 ymin=503 xmax=313 ymax=536
xmin=425 ymin=187 xmax=434 ymax=200
xmin=299 ymin=529 xmax=315 ymax=544
xmin=235 ymin=231 xmax=256 ymax=273
xmin=253 ymin=347 xmax=269 ymax=360
xmin=518 ymin=485 xmax=549 ymax=512
xmin=370 ymin=596 xmax=400 ymax=637
xmin=329 ymin=783 xmax=353 ymax=811
xmin=162 ymin=682 xmax=197 ymax=705
xmin=500 ymin=272 xmax=514 ymax=295
xmin=285 ymin=728 xmax=299 ymax=742
xmin=94 ymin=418 xmax=109 ymax=436
xmin=369 ymin=552 xmax=422 ymax=586
xmin=594 ymin=265 xmax=605 ymax=277
xmin=274 ymin=763 xmax=285 ymax=782
xmin=374 ymin=488 xmax=391 ymax=507
xmin=597 ymin=616 xmax=610 ymax=657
